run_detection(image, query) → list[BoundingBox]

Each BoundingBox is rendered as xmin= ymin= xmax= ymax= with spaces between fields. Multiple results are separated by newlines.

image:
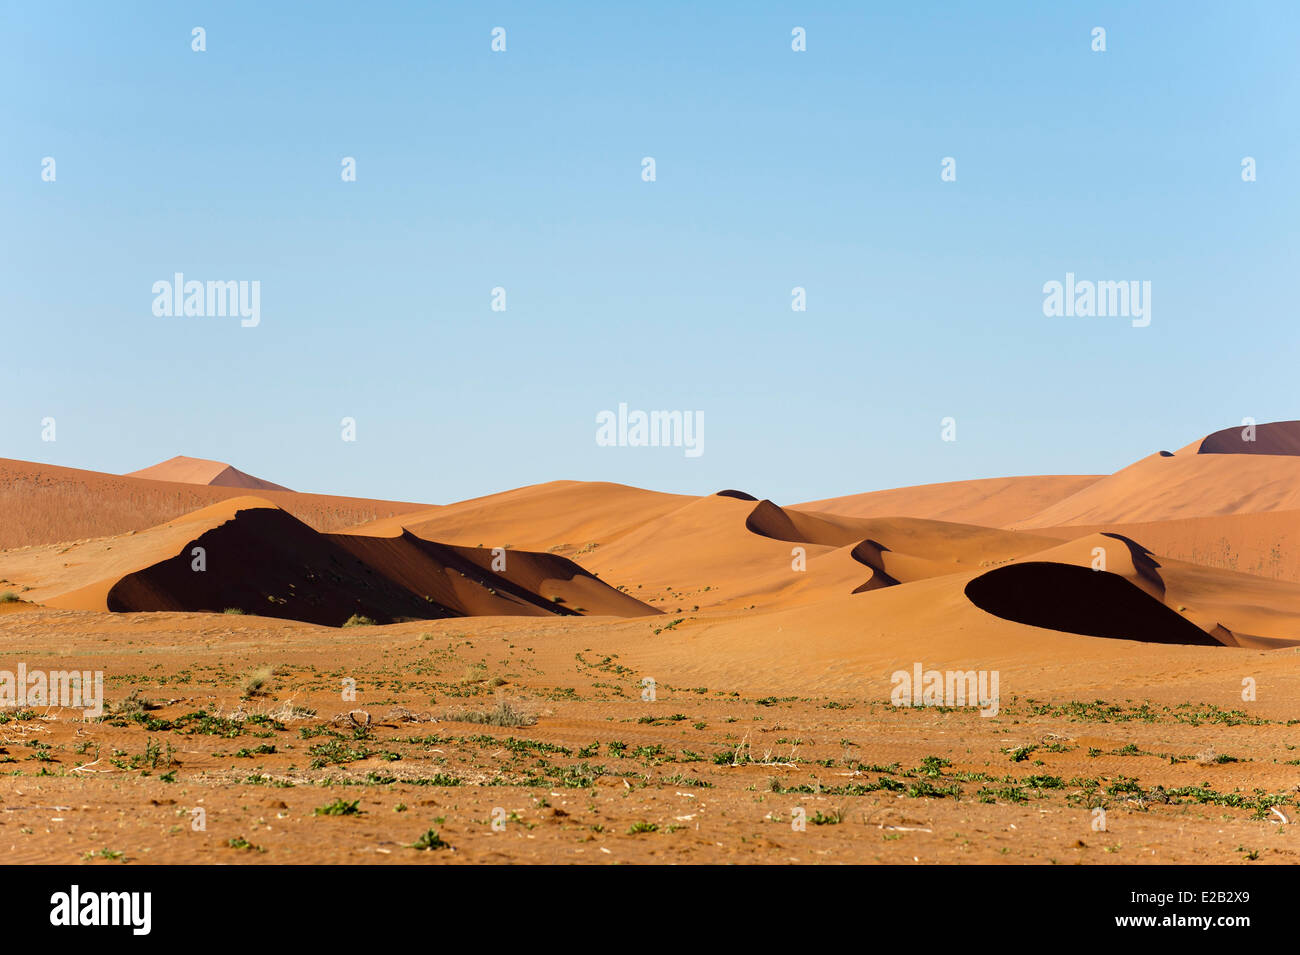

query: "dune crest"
xmin=1196 ymin=420 xmax=1300 ymax=456
xmin=126 ymin=455 xmax=292 ymax=492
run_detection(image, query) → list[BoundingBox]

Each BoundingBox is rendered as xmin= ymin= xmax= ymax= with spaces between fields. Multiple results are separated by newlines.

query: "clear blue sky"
xmin=4 ymin=2 xmax=1297 ymax=504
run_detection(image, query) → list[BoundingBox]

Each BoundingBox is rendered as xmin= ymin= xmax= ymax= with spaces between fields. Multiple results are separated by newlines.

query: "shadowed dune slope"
xmin=798 ymin=475 xmax=1101 ymax=527
xmin=34 ymin=499 xmax=655 ymax=626
xmin=847 ymin=541 xmax=901 ymax=591
xmin=125 ymin=455 xmax=292 ymax=491
xmin=745 ymin=499 xmax=866 ymax=547
xmin=13 ymin=497 xmax=259 ymax=610
xmin=715 ymin=489 xmax=758 ymax=501
xmin=102 ymin=504 xmax=452 ymax=625
xmin=1004 ymin=532 xmax=1300 ymax=645
xmin=1197 ymin=420 xmax=1300 ymax=456
xmin=964 ymin=563 xmax=1224 ymax=646
xmin=327 ymin=532 xmax=657 ymax=619
xmin=0 ymin=458 xmax=427 ymax=550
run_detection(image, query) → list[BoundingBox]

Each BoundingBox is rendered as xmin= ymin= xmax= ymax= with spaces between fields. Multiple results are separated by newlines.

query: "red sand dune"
xmin=12 ymin=497 xmax=655 ymax=626
xmin=0 ymin=458 xmax=427 ymax=550
xmin=125 ymin=454 xmax=292 ymax=491
xmin=986 ymin=530 xmax=1300 ymax=647
xmin=618 ymin=571 xmax=1280 ymax=708
xmin=583 ymin=496 xmax=1062 ymax=611
xmin=6 ymin=419 xmax=1300 ymax=651
xmin=1041 ymin=509 xmax=1300 ymax=583
xmin=1016 ymin=423 xmax=1300 ymax=528
xmin=343 ymin=480 xmax=692 ymax=554
xmin=799 ymin=475 xmax=1102 ymax=527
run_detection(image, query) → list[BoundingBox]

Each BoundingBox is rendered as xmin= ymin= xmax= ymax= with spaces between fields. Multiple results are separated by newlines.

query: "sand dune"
xmin=579 ymin=497 xmax=1067 ymax=611
xmin=619 ymin=573 xmax=1250 ymax=707
xmin=1039 ymin=509 xmax=1300 ymax=583
xmin=8 ymin=419 xmax=1300 ymax=646
xmin=798 ymin=475 xmax=1101 ymax=527
xmin=126 ymin=454 xmax=292 ymax=491
xmin=1000 ymin=531 xmax=1300 ymax=645
xmin=583 ymin=494 xmax=828 ymax=612
xmin=0 ymin=458 xmax=427 ymax=550
xmin=633 ymin=546 xmax=1300 ymax=705
xmin=745 ymin=498 xmax=868 ymax=547
xmin=774 ymin=509 xmax=1063 ymax=565
xmin=9 ymin=497 xmax=655 ymax=626
xmin=328 ymin=531 xmax=656 ymax=619
xmin=342 ymin=480 xmax=692 ymax=554
xmin=1016 ymin=448 xmax=1300 ymax=527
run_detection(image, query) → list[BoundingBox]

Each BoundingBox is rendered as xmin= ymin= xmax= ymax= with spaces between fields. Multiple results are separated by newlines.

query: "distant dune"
xmin=4 ymin=419 xmax=1300 ymax=647
xmin=0 ymin=458 xmax=426 ymax=550
xmin=1038 ymin=509 xmax=1300 ymax=583
xmin=125 ymin=454 xmax=292 ymax=491
xmin=1196 ymin=419 xmax=1300 ymax=456
xmin=799 ymin=475 xmax=1102 ymax=527
xmin=343 ymin=480 xmax=693 ymax=553
xmin=1014 ymin=451 xmax=1300 ymax=527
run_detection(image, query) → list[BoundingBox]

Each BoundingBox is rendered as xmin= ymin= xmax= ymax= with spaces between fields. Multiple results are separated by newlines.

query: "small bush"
xmin=240 ymin=666 xmax=274 ymax=698
xmin=343 ymin=614 xmax=377 ymax=628
xmin=314 ymin=798 xmax=362 ymax=816
xmin=410 ymin=828 xmax=450 ymax=851
xmin=443 ymin=699 xmax=537 ymax=727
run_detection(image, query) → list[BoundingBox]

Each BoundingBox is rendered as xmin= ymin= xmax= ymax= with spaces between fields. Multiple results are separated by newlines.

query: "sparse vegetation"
xmin=443 ymin=699 xmax=537 ymax=727
xmin=240 ymin=666 xmax=275 ymax=698
xmin=314 ymin=798 xmax=363 ymax=816
xmin=410 ymin=828 xmax=450 ymax=851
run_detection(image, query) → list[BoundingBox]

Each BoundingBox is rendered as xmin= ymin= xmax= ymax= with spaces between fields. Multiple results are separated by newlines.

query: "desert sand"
xmin=1 ymin=428 xmax=1298 ymax=865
